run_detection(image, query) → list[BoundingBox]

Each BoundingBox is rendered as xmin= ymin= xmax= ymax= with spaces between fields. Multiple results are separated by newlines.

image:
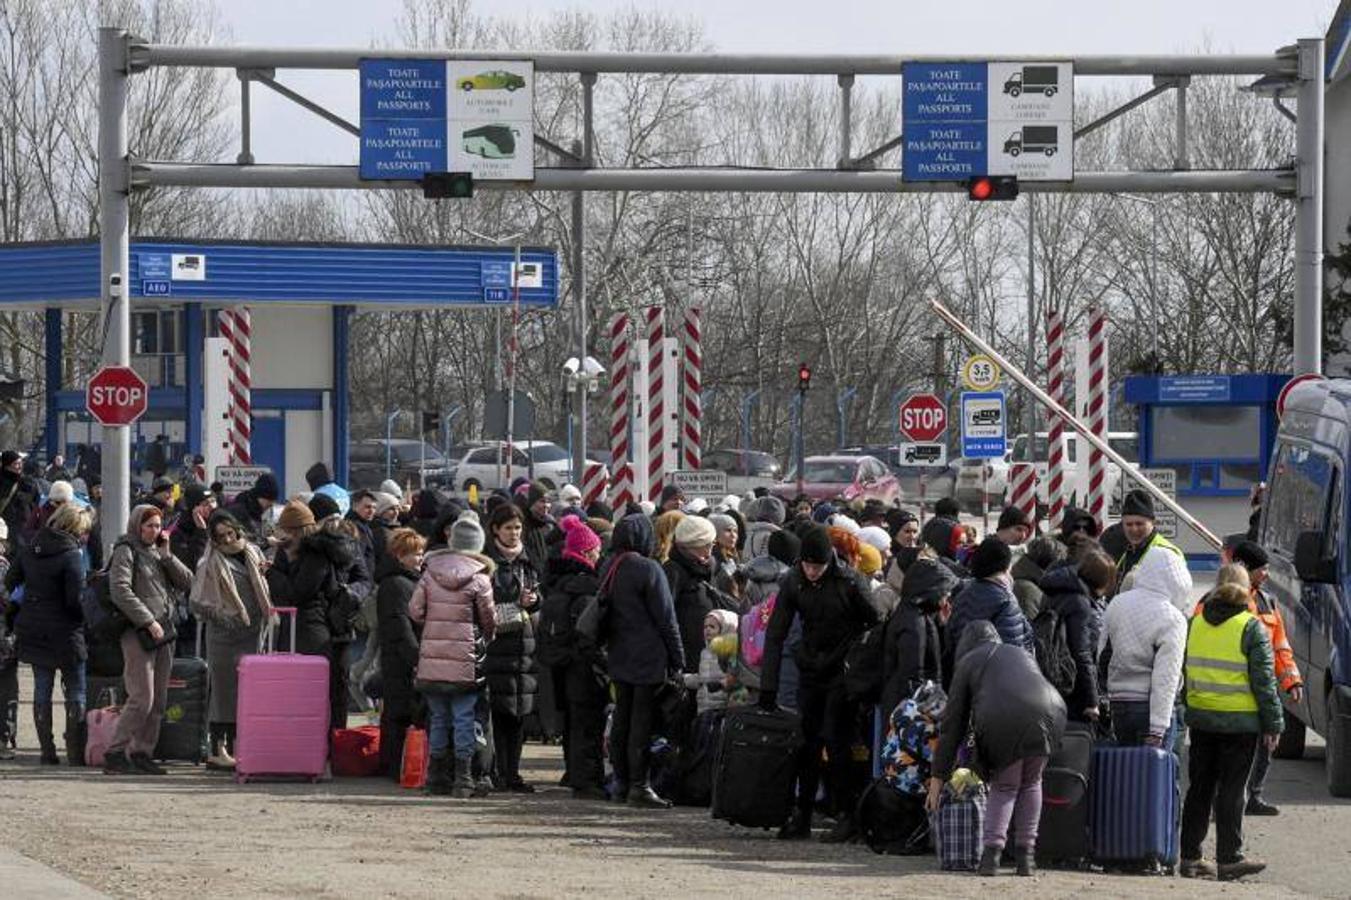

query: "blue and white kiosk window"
xmin=1150 ymin=405 xmax=1263 ymax=494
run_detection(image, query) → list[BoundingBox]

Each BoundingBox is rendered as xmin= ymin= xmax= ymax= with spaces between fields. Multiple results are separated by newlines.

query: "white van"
xmin=1008 ymin=431 xmax=1139 ymax=513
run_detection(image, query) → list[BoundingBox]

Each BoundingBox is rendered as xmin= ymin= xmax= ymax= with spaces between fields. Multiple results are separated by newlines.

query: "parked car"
xmin=955 ymin=454 xmax=1011 ymax=513
xmin=349 ymin=439 xmax=456 ymax=492
xmin=839 ymin=444 xmax=955 ymax=504
xmin=450 ymin=440 xmax=605 ymax=493
xmin=1007 ymin=430 xmax=1139 ymax=513
xmin=769 ymin=455 xmax=901 ymax=505
xmin=701 ymin=448 xmax=783 ymax=495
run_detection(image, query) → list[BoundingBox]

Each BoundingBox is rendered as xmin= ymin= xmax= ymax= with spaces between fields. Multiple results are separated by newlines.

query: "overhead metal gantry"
xmin=97 ymin=31 xmax=1325 ymax=550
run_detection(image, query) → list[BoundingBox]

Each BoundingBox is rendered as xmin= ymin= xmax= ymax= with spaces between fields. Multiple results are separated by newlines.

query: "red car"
xmin=770 ymin=454 xmax=902 ymax=504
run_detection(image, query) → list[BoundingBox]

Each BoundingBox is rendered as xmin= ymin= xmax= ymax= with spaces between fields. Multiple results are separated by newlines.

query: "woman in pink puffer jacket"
xmin=410 ymin=511 xmax=496 ymax=797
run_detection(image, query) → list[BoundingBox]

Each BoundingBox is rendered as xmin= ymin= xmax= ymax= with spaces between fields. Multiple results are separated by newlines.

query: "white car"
xmin=955 ymin=454 xmax=1011 ymax=512
xmin=1007 ymin=431 xmax=1140 ymax=513
xmin=451 ymin=440 xmax=606 ymax=493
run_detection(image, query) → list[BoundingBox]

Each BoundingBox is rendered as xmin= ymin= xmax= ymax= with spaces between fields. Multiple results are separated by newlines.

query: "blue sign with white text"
xmin=1158 ymin=376 xmax=1232 ymax=403
xmin=481 ymin=261 xmax=512 ymax=288
xmin=483 ymin=286 xmax=510 ymax=303
xmin=359 ymin=119 xmax=448 ymax=180
xmin=360 ymin=59 xmax=449 ymax=180
xmin=903 ymin=62 xmax=990 ymax=182
xmin=139 ymin=253 xmax=171 ymax=280
xmin=359 ymin=59 xmax=447 ymax=120
xmin=142 ymin=280 xmax=171 ymax=297
xmin=961 ymin=390 xmax=1006 ymax=458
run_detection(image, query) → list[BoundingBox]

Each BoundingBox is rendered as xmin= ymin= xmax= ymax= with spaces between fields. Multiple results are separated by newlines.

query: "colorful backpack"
xmin=738 ymin=593 xmax=776 ymax=670
xmin=879 ymin=680 xmax=947 ymax=796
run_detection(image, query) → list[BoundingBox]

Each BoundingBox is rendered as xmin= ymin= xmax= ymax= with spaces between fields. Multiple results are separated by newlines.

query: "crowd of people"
xmin=0 ymin=447 xmax=1292 ymax=881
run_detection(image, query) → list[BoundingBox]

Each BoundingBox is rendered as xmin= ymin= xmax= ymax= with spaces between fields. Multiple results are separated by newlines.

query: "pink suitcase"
xmin=235 ymin=606 xmax=330 ymax=783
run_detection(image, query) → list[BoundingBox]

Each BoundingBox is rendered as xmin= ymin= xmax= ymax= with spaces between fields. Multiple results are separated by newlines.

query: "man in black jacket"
xmin=761 ymin=524 xmax=878 ymax=842
xmin=0 ymin=450 xmax=38 ymax=549
xmin=224 ymin=472 xmax=279 ymax=545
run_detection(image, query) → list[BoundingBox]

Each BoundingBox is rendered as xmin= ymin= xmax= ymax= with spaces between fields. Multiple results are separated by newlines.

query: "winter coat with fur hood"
xmin=409 ymin=548 xmax=497 ymax=690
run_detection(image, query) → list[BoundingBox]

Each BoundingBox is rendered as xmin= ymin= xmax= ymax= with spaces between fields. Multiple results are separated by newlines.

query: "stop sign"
xmin=86 ymin=366 xmax=149 ymax=426
xmin=899 ymin=393 xmax=947 ymax=443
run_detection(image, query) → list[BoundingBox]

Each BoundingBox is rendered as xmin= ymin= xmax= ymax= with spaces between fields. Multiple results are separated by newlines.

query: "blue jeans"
xmin=32 ymin=663 xmax=87 ymax=711
xmin=1110 ymin=699 xmax=1176 ymax=749
xmin=425 ymin=691 xmax=478 ymax=760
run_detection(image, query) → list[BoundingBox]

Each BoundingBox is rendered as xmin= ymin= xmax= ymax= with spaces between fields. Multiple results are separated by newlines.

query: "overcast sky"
xmin=216 ymin=0 xmax=1335 ymax=165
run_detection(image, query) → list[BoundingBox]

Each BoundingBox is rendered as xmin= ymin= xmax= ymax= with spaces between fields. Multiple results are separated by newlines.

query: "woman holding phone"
xmin=104 ymin=503 xmax=193 ymax=775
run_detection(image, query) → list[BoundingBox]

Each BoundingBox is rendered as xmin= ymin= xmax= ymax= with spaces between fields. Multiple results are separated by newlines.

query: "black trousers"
xmin=562 ymin=661 xmax=607 ymax=791
xmin=379 ymin=673 xmax=421 ymax=779
xmin=795 ymin=673 xmax=856 ymax=816
xmin=1181 ymin=729 xmax=1258 ymax=865
xmin=610 ymin=681 xmax=659 ymax=788
xmin=0 ymin=660 xmax=16 ymax=747
xmin=492 ymin=708 xmax=526 ymax=783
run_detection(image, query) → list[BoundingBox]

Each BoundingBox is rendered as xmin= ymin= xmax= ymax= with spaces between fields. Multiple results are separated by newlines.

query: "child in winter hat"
xmin=450 ymin=511 xmax=486 ymax=554
xmin=559 ymin=514 xmax=601 ymax=563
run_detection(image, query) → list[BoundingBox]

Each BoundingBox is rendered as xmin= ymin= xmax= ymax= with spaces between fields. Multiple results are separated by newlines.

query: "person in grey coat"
xmin=929 ymin=621 xmax=1067 ymax=878
xmin=105 ymin=504 xmax=193 ymax=775
xmin=189 ymin=510 xmax=274 ymax=770
xmin=601 ymin=512 xmax=684 ymax=808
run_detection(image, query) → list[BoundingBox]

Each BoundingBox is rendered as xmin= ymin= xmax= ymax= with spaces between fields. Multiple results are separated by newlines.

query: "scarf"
xmin=190 ymin=541 xmax=273 ymax=628
xmin=495 ymin=539 xmax=524 ymax=562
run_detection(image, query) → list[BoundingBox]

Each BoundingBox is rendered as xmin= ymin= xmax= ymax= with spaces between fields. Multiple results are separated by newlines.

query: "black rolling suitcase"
xmin=711 ymin=707 xmax=803 ymax=828
xmin=154 ymin=623 xmax=209 ymax=764
xmin=1036 ymin=721 xmax=1093 ymax=867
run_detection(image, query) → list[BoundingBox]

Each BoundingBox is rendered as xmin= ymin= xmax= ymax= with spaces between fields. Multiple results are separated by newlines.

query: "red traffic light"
xmin=966 ymin=175 xmax=1018 ymax=201
xmin=797 ymin=363 xmax=812 ymax=390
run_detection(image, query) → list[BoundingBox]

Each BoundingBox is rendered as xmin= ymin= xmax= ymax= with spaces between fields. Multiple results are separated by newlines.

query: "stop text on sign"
xmin=89 ymin=384 xmax=145 ymax=407
xmin=898 ymin=393 xmax=948 ymax=443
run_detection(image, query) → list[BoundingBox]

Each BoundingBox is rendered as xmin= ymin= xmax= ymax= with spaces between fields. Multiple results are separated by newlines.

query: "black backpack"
xmin=1032 ymin=604 xmax=1077 ymax=695
xmin=856 ymin=778 xmax=931 ymax=855
xmin=81 ymin=570 xmax=129 ymax=642
xmin=843 ymin=621 xmax=888 ymax=704
xmin=536 ymin=585 xmax=579 ymax=667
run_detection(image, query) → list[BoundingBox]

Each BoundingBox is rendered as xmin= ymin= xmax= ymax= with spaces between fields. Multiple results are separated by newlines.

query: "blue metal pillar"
xmin=183 ymin=304 xmax=203 ymax=455
xmin=333 ymin=305 xmax=352 ymax=485
xmin=44 ymin=308 xmax=62 ymax=461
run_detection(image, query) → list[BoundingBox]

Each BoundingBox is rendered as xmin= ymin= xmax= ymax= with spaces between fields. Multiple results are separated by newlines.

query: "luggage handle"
xmin=265 ymin=606 xmax=298 ymax=654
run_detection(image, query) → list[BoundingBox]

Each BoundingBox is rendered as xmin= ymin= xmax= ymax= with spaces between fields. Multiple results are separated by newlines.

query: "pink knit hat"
xmin=560 ymin=514 xmax=601 ymax=557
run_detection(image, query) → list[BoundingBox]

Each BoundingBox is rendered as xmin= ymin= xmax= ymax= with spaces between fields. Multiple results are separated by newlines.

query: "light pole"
xmin=836 ymin=386 xmax=857 ymax=449
xmin=740 ymin=389 xmax=761 ymax=472
xmin=384 ymin=408 xmax=401 ymax=481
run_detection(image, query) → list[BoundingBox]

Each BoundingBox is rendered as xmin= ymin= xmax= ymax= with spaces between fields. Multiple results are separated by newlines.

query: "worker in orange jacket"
xmin=1228 ymin=541 xmax=1301 ymax=816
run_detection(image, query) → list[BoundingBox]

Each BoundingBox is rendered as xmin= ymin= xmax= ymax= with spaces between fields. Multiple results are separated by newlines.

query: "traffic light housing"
xmin=797 ymin=363 xmax=812 ymax=392
xmin=966 ymin=175 xmax=1018 ymax=202
xmin=422 ymin=172 xmax=474 ymax=199
xmin=421 ymin=411 xmax=441 ymax=434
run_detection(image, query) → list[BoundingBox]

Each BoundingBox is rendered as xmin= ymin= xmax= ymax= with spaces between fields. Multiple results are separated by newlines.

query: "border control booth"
xmin=0 ymin=238 xmax=558 ymax=495
xmin=1123 ymin=374 xmax=1289 ymax=565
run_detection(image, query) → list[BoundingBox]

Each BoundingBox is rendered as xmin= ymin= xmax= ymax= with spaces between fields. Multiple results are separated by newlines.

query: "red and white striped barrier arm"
xmin=1008 ymin=462 xmax=1038 ymax=525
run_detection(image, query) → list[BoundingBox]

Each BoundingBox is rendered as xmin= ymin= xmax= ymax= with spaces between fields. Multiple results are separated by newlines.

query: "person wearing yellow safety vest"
xmin=1112 ymin=490 xmax=1184 ymax=594
xmin=1179 ymin=583 xmax=1284 ymax=883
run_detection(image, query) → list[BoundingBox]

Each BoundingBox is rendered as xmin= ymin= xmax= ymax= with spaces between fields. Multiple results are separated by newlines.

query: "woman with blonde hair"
xmin=190 ymin=509 xmax=274 ymax=770
xmin=6 ymin=503 xmax=94 ymax=765
xmin=653 ymin=510 xmax=685 ymax=564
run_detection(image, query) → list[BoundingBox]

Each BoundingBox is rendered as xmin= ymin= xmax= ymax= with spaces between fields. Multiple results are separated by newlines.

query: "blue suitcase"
xmin=1089 ymin=745 xmax=1179 ymax=873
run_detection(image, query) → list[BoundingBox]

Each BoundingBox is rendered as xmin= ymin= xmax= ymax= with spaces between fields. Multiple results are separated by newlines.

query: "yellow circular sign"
xmin=961 ymin=354 xmax=1001 ymax=391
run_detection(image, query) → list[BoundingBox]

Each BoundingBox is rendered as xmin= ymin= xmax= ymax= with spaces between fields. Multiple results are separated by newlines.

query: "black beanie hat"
xmin=660 ymin=484 xmax=684 ymax=505
xmin=1121 ymin=489 xmax=1155 ymax=520
xmin=969 ymin=536 xmax=1013 ymax=579
xmin=768 ymin=528 xmax=801 ymax=567
xmin=253 ymin=472 xmax=280 ymax=502
xmin=1232 ymin=540 xmax=1270 ymax=571
xmin=799 ymin=525 xmax=833 ymax=565
xmin=308 ymin=493 xmax=341 ymax=521
xmin=934 ymin=497 xmax=962 ymax=519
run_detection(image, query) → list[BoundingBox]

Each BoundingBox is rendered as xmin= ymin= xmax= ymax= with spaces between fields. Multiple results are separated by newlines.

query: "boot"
xmin=1217 ymin=858 xmax=1266 ymax=882
xmin=130 ymin=752 xmax=167 ymax=775
xmin=34 ymin=706 xmax=59 ymax=765
xmin=626 ymin=782 xmax=672 ymax=809
xmin=1245 ymin=796 xmax=1280 ymax=816
xmin=978 ymin=845 xmax=1001 ymax=877
xmin=451 ymin=756 xmax=475 ymax=799
xmin=1015 ymin=845 xmax=1035 ymax=877
xmin=471 ymin=769 xmax=494 ymax=798
xmin=776 ymin=809 xmax=812 ymax=840
xmin=64 ymin=704 xmax=86 ymax=767
xmin=206 ymin=737 xmax=235 ymax=771
xmin=425 ymin=752 xmax=453 ymax=796
xmin=819 ymin=814 xmax=859 ymax=844
xmin=102 ymin=749 xmax=135 ymax=775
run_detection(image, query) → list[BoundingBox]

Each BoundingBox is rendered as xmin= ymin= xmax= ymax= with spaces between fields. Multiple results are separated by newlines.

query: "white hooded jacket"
xmin=1103 ymin=547 xmax=1192 ymax=736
